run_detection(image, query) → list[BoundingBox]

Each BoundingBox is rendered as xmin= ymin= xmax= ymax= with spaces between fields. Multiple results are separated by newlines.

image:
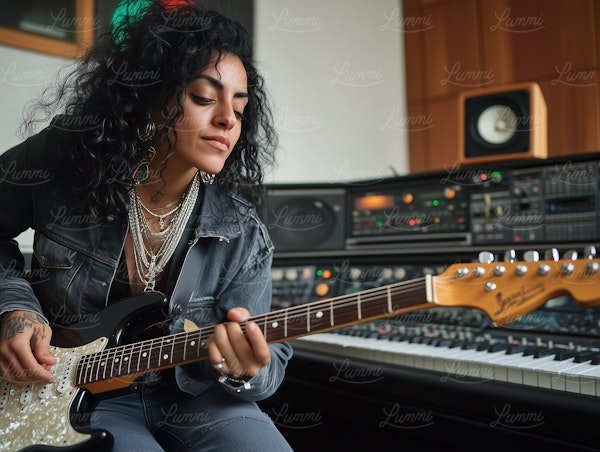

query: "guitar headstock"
xmin=431 ymin=248 xmax=600 ymax=326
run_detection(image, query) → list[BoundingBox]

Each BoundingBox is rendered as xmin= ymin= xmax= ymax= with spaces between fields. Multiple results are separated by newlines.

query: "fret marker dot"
xmin=190 ymin=341 xmax=196 ymax=347
xmin=271 ymin=321 xmax=279 ymax=328
xmin=100 ymin=362 xmax=105 ymax=367
xmin=142 ymin=352 xmax=148 ymax=358
xmin=163 ymin=354 xmax=169 ymax=360
xmin=316 ymin=311 xmax=323 ymax=319
xmin=124 ymin=357 xmax=129 ymax=361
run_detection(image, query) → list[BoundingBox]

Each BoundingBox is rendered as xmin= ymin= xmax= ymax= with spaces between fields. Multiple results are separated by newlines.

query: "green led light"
xmin=432 ymin=199 xmax=439 ymax=206
xmin=376 ymin=221 xmax=384 ymax=227
xmin=316 ymin=269 xmax=323 ymax=276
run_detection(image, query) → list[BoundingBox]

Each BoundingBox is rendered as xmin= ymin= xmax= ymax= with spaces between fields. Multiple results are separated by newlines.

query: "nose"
xmin=213 ymin=101 xmax=237 ymax=129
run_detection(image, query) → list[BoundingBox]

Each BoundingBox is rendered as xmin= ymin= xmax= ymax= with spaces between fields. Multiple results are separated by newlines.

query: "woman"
xmin=0 ymin=0 xmax=293 ymax=450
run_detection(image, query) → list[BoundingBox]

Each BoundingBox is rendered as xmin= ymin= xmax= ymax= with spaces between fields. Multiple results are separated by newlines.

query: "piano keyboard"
xmin=293 ymin=326 xmax=600 ymax=397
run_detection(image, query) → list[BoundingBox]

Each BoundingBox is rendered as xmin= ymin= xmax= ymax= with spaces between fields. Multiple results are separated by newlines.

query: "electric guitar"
xmin=2 ymin=255 xmax=599 ymax=451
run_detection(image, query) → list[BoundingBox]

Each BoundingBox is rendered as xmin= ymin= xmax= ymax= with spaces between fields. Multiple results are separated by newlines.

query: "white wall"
xmin=0 ymin=45 xmax=68 ymax=148
xmin=0 ymin=45 xmax=69 ymax=253
xmin=255 ymin=0 xmax=409 ymax=184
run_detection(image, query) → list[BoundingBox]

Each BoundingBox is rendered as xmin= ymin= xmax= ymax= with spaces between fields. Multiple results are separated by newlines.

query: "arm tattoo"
xmin=2 ymin=312 xmax=47 ymax=341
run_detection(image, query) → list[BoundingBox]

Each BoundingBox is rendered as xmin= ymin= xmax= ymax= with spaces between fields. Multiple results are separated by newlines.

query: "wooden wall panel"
xmin=404 ymin=0 xmax=600 ymax=172
xmin=422 ymin=0 xmax=482 ymax=99
xmin=539 ymin=79 xmax=600 ymax=156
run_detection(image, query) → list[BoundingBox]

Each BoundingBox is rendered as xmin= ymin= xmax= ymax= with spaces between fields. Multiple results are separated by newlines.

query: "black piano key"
xmin=506 ymin=345 xmax=527 ymax=355
xmin=573 ymin=351 xmax=597 ymax=363
xmin=533 ymin=348 xmax=556 ymax=358
xmin=476 ymin=341 xmax=491 ymax=351
xmin=488 ymin=343 xmax=509 ymax=353
xmin=553 ymin=350 xmax=578 ymax=361
xmin=461 ymin=341 xmax=480 ymax=350
xmin=435 ymin=339 xmax=455 ymax=348
xmin=590 ymin=355 xmax=600 ymax=365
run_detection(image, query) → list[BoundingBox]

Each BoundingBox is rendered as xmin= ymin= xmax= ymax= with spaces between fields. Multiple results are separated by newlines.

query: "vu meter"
xmin=346 ymin=179 xmax=469 ymax=246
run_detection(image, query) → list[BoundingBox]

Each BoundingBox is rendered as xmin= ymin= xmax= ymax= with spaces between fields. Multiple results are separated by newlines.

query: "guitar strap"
xmin=166 ymin=190 xmax=205 ymax=317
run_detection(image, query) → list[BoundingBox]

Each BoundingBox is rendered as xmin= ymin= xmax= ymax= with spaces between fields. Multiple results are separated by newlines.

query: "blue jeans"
xmin=90 ymin=375 xmax=293 ymax=451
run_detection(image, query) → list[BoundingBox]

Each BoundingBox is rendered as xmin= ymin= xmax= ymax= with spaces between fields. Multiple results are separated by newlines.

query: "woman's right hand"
xmin=0 ymin=310 xmax=56 ymax=386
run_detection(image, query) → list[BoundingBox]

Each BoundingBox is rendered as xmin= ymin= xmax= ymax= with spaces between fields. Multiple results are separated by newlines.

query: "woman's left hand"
xmin=208 ymin=307 xmax=271 ymax=378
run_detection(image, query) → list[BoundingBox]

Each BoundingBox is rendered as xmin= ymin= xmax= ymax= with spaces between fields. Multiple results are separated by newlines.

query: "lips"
xmin=203 ymin=135 xmax=230 ymax=152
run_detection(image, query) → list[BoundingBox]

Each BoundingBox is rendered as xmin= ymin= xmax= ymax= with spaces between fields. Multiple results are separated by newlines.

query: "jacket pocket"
xmin=31 ymin=232 xmax=84 ymax=322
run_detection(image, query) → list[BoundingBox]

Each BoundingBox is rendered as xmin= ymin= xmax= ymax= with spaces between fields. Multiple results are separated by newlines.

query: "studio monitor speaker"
xmin=261 ymin=187 xmax=345 ymax=252
xmin=458 ymin=82 xmax=547 ymax=165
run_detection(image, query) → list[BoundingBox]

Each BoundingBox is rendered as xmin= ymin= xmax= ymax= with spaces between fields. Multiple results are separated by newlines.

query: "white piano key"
xmin=293 ymin=334 xmax=600 ymax=397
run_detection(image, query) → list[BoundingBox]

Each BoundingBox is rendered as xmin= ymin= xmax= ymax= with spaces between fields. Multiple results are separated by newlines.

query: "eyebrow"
xmin=195 ymin=74 xmax=248 ymax=98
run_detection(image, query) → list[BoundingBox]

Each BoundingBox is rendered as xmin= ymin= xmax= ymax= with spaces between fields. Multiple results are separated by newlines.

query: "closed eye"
xmin=191 ymin=94 xmax=213 ymax=105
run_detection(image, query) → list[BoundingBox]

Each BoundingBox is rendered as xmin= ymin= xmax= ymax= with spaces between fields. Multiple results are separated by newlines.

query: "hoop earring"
xmin=137 ymin=121 xmax=156 ymax=142
xmin=200 ymin=171 xmax=215 ymax=185
xmin=132 ymin=146 xmax=156 ymax=183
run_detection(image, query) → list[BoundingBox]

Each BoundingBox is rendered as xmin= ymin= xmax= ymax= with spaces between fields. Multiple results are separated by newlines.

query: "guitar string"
xmin=77 ymin=279 xmax=430 ymax=374
xmin=78 ymin=258 xmax=594 ymax=380
xmin=77 ymin=278 xmax=430 ymax=376
xmin=76 ymin=279 xmax=430 ymax=379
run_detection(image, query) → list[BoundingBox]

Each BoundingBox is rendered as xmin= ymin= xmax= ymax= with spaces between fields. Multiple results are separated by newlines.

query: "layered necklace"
xmin=128 ymin=172 xmax=200 ymax=291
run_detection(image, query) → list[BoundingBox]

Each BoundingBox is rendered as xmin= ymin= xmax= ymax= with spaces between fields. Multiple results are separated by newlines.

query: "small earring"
xmin=200 ymin=171 xmax=215 ymax=185
xmin=132 ymin=146 xmax=156 ymax=183
xmin=137 ymin=121 xmax=156 ymax=142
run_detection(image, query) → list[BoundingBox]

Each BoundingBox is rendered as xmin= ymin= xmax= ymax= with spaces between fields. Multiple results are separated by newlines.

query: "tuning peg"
xmin=523 ymin=250 xmax=540 ymax=262
xmin=544 ymin=248 xmax=559 ymax=261
xmin=478 ymin=251 xmax=494 ymax=264
xmin=504 ymin=249 xmax=517 ymax=263
xmin=563 ymin=250 xmax=578 ymax=260
xmin=584 ymin=245 xmax=597 ymax=259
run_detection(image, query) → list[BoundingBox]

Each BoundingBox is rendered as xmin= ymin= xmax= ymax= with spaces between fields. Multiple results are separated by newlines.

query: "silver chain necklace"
xmin=137 ymin=197 xmax=183 ymax=231
xmin=128 ymin=172 xmax=200 ymax=291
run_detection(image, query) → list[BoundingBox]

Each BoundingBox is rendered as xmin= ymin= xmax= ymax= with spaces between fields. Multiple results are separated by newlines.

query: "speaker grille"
xmin=262 ymin=189 xmax=345 ymax=252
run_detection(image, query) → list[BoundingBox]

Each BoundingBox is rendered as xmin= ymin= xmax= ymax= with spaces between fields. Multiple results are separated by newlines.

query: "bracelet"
xmin=217 ymin=372 xmax=252 ymax=391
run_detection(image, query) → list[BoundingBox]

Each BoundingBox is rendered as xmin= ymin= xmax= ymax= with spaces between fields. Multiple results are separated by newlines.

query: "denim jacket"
xmin=0 ymin=121 xmax=292 ymax=401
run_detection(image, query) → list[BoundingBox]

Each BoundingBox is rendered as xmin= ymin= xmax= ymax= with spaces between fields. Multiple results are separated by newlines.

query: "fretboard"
xmin=75 ymin=277 xmax=430 ymax=387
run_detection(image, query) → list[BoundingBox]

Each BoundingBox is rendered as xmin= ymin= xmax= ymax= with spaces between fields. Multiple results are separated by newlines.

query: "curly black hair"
xmin=26 ymin=0 xmax=277 ymax=220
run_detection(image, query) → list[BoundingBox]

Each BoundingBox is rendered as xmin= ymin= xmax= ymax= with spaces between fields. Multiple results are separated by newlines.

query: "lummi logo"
xmin=267 ymin=204 xmax=324 ymax=232
xmin=270 ymin=403 xmax=323 ymax=429
xmin=379 ymin=403 xmax=434 ymax=429
xmin=491 ymin=403 xmax=544 ymax=429
xmin=328 ymin=358 xmax=384 ymax=384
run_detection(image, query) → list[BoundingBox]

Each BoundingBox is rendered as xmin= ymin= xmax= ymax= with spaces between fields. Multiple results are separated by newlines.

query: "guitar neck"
xmin=75 ymin=255 xmax=600 ymax=392
xmin=75 ymin=277 xmax=432 ymax=389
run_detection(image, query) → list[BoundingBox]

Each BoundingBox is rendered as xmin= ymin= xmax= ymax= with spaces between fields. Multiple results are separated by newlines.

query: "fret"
xmin=330 ymin=299 xmax=334 ymax=327
xmin=107 ymin=349 xmax=116 ymax=379
xmin=126 ymin=347 xmax=133 ymax=374
xmin=189 ymin=332 xmax=201 ymax=359
xmin=115 ymin=346 xmax=125 ymax=377
xmin=72 ymin=276 xmax=434 ymax=387
xmin=157 ymin=336 xmax=173 ymax=367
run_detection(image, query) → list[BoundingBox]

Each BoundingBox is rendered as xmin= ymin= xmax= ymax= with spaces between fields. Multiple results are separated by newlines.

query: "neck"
xmin=136 ymin=169 xmax=198 ymax=208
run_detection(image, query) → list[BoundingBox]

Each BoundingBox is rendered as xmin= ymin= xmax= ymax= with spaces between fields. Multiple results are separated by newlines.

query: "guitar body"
xmin=0 ymin=292 xmax=168 ymax=452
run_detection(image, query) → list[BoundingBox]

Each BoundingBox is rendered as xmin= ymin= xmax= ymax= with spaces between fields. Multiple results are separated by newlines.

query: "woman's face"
xmin=158 ymin=52 xmax=248 ymax=177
